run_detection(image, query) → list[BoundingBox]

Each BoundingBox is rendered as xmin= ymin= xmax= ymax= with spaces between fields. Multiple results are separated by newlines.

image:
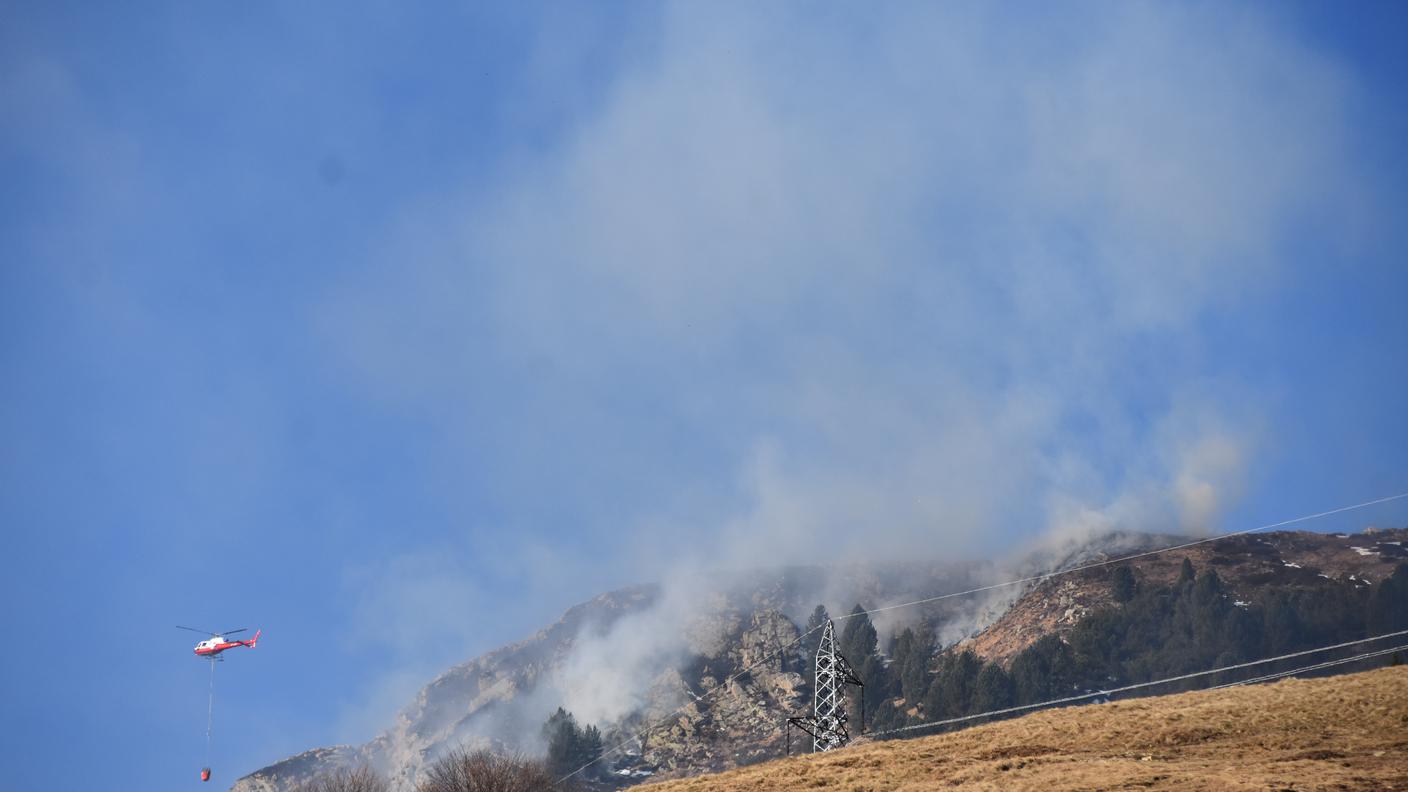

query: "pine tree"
xmin=543 ymin=708 xmax=580 ymax=778
xmin=858 ymin=653 xmax=889 ymax=728
xmin=578 ymin=723 xmax=603 ymax=774
xmin=839 ymin=604 xmax=878 ymax=663
xmin=1111 ymin=565 xmax=1137 ymax=603
xmin=920 ymin=650 xmax=976 ymax=718
xmin=891 ymin=627 xmax=933 ymax=706
xmin=973 ymin=662 xmax=1013 ymax=712
xmin=1009 ymin=634 xmax=1073 ymax=704
xmin=838 ymin=605 xmax=880 ymax=728
xmin=1262 ymin=591 xmax=1303 ymax=655
xmin=543 ymin=707 xmax=604 ymax=780
xmin=800 ymin=604 xmax=830 ymax=681
xmin=890 ymin=629 xmax=914 ymax=671
xmin=1178 ymin=557 xmax=1196 ymax=585
xmin=1368 ymin=563 xmax=1408 ymax=633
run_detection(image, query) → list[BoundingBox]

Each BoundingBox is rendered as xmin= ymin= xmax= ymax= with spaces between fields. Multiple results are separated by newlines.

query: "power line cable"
xmin=1212 ymin=642 xmax=1408 ymax=690
xmin=847 ymin=491 xmax=1408 ymax=620
xmin=867 ymin=628 xmax=1408 ymax=739
xmin=555 ymin=490 xmax=1408 ymax=782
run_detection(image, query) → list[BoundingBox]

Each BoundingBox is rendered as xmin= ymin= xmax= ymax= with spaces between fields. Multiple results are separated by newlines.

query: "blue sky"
xmin=3 ymin=2 xmax=1407 ymax=790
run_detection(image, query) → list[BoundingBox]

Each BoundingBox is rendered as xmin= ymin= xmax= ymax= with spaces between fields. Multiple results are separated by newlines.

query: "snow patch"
xmin=1350 ymin=546 xmax=1378 ymax=556
xmin=1282 ymin=561 xmax=1302 ymax=569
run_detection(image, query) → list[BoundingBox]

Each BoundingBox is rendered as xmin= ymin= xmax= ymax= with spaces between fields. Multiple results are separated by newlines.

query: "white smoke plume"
xmin=325 ymin=0 xmax=1361 ymax=750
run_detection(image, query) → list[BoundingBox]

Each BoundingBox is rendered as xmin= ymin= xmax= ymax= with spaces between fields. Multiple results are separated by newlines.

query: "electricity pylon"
xmin=785 ymin=619 xmax=864 ymax=754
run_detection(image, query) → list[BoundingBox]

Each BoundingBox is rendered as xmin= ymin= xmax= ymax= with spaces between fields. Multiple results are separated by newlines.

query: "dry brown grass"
xmin=646 ymin=666 xmax=1408 ymax=791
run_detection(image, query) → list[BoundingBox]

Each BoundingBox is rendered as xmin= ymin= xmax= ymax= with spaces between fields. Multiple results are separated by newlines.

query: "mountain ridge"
xmin=233 ymin=527 xmax=1408 ymax=791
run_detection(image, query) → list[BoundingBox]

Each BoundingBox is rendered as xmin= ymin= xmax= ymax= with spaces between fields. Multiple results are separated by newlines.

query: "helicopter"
xmin=177 ymin=625 xmax=261 ymax=659
xmin=178 ymin=625 xmax=262 ymax=783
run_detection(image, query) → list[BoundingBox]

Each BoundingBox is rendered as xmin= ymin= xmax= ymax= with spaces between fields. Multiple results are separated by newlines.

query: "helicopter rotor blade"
xmin=219 ymin=628 xmax=248 ymax=636
xmin=176 ymin=625 xmax=217 ymax=635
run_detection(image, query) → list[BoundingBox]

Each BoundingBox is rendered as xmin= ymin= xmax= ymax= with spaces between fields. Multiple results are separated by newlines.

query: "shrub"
xmin=418 ymin=747 xmax=561 ymax=792
xmin=293 ymin=765 xmax=389 ymax=792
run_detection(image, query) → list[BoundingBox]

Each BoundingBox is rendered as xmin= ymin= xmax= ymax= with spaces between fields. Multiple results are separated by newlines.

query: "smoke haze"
xmin=321 ymin=0 xmax=1375 ymax=751
xmin=7 ymin=3 xmax=1408 ymax=789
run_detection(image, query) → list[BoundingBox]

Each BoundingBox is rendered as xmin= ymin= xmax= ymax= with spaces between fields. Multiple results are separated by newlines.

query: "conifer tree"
xmin=890 ymin=627 xmax=933 ymax=706
xmin=839 ymin=604 xmax=878 ymax=663
xmin=543 ymin=708 xmax=579 ymax=778
xmin=925 ymin=650 xmax=982 ymax=717
xmin=579 ymin=724 xmax=603 ymax=772
xmin=973 ymin=662 xmax=1013 ymax=712
xmin=890 ymin=628 xmax=914 ymax=670
xmin=800 ymin=604 xmax=830 ymax=680
xmin=1368 ymin=563 xmax=1408 ymax=633
xmin=1009 ymin=634 xmax=1073 ymax=704
xmin=1178 ymin=557 xmax=1196 ymax=584
xmin=1111 ymin=565 xmax=1137 ymax=603
xmin=542 ymin=707 xmax=602 ymax=780
xmin=838 ymin=604 xmax=880 ymax=727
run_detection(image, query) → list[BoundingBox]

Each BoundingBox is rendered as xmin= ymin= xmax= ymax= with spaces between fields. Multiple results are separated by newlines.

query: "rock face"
xmin=961 ymin=528 xmax=1408 ymax=665
xmin=232 ymin=586 xmax=662 ymax=792
xmin=228 ymin=746 xmax=362 ymax=792
xmin=376 ymin=585 xmax=665 ymax=790
xmin=638 ymin=609 xmax=808 ymax=776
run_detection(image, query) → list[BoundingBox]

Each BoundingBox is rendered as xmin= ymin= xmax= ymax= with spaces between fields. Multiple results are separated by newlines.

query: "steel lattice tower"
xmin=786 ymin=619 xmax=864 ymax=754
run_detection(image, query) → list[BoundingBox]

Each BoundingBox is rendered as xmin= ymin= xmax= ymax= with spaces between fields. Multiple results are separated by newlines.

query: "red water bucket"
xmin=201 ymin=767 xmax=211 ymax=782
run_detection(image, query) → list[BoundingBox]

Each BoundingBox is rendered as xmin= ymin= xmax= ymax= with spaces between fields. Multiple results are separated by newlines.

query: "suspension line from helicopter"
xmin=204 ymin=658 xmax=215 ymax=780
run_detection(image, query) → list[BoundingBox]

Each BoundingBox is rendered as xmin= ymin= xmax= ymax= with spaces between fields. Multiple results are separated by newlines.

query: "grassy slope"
xmin=645 ymin=666 xmax=1408 ymax=791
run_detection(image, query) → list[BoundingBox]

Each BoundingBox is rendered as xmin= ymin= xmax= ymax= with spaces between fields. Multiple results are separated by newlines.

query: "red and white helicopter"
xmin=177 ymin=625 xmax=261 ymax=659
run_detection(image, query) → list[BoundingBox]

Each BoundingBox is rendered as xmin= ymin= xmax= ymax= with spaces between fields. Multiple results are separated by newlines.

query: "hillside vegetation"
xmin=841 ymin=552 xmax=1408 ymax=736
xmin=237 ymin=530 xmax=1408 ymax=790
xmin=646 ymin=665 xmax=1408 ymax=791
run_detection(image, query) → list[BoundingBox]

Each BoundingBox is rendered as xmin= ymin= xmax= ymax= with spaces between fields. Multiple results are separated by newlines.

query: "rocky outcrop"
xmin=962 ymin=528 xmax=1408 ymax=665
xmin=233 ymin=587 xmax=662 ymax=792
xmin=634 ymin=609 xmax=807 ymax=777
xmin=227 ymin=746 xmax=362 ymax=792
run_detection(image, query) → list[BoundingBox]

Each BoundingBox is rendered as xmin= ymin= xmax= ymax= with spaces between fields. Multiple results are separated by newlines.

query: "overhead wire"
xmin=847 ymin=491 xmax=1408 ymax=620
xmin=866 ymin=628 xmax=1408 ymax=739
xmin=1211 ymin=642 xmax=1408 ymax=690
xmin=556 ymin=490 xmax=1408 ymax=782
